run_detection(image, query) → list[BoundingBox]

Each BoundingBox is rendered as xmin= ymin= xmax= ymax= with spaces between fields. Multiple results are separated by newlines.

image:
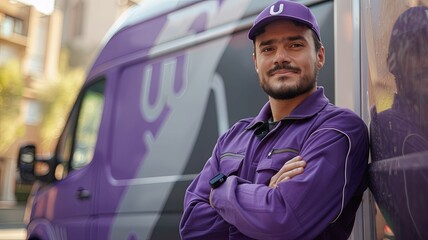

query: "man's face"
xmin=253 ymin=20 xmax=324 ymax=100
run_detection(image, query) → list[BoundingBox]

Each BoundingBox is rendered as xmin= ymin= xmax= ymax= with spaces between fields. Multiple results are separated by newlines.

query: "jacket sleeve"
xmin=210 ymin=125 xmax=369 ymax=239
xmin=179 ymin=140 xmax=230 ymax=239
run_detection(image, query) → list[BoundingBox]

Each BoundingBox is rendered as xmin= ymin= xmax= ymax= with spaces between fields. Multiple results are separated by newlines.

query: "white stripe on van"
xmin=112 ymin=174 xmax=198 ymax=186
xmin=109 ymin=1 xmax=252 ymax=239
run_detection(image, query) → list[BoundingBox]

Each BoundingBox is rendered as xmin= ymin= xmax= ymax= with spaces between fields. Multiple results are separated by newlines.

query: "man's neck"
xmin=269 ymin=88 xmax=316 ymax=121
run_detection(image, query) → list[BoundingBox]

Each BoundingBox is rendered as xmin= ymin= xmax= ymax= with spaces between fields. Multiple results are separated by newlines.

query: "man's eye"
xmin=262 ymin=47 xmax=274 ymax=52
xmin=290 ymin=43 xmax=303 ymax=48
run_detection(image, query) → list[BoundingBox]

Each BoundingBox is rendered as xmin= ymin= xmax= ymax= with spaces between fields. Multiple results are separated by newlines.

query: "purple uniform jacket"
xmin=180 ymin=87 xmax=369 ymax=240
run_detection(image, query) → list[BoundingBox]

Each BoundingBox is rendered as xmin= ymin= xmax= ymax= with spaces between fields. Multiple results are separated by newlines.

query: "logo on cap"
xmin=270 ymin=4 xmax=284 ymax=15
xmin=248 ymin=0 xmax=321 ymax=41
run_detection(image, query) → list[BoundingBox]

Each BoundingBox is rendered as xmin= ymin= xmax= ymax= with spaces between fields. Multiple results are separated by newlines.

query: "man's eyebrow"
xmin=259 ymin=39 xmax=276 ymax=47
xmin=259 ymin=35 xmax=306 ymax=47
xmin=287 ymin=35 xmax=306 ymax=42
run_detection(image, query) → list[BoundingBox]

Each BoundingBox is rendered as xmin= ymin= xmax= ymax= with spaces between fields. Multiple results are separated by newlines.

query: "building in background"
xmin=0 ymin=0 xmax=140 ymax=206
xmin=0 ymin=0 xmax=61 ymax=205
xmin=56 ymin=0 xmax=139 ymax=69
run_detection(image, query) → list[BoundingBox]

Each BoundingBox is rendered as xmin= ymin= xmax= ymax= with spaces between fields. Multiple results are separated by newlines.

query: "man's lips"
xmin=268 ymin=65 xmax=300 ymax=76
xmin=269 ymin=68 xmax=300 ymax=76
xmin=271 ymin=69 xmax=298 ymax=75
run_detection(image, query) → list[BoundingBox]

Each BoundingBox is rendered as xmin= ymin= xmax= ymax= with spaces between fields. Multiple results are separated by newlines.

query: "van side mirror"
xmin=34 ymin=158 xmax=56 ymax=183
xmin=17 ymin=144 xmax=56 ymax=183
xmin=17 ymin=144 xmax=36 ymax=183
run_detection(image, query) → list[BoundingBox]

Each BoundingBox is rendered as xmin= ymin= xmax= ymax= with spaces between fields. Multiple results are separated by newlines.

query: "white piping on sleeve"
xmin=309 ymin=128 xmax=352 ymax=223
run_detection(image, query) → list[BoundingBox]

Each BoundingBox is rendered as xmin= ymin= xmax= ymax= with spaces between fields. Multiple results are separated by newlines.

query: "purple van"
xmin=17 ymin=0 xmax=335 ymax=239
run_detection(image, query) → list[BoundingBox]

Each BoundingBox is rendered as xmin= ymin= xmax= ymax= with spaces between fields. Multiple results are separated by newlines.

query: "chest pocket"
xmin=255 ymin=148 xmax=299 ymax=185
xmin=219 ymin=153 xmax=244 ymax=176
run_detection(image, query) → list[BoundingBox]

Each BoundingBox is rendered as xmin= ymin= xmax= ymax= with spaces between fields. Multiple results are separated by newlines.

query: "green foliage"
xmin=38 ymin=49 xmax=85 ymax=150
xmin=0 ymin=59 xmax=24 ymax=154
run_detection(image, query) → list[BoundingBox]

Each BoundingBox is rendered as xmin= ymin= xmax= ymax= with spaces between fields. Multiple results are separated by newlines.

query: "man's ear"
xmin=253 ymin=52 xmax=259 ymax=73
xmin=317 ymin=46 xmax=325 ymax=69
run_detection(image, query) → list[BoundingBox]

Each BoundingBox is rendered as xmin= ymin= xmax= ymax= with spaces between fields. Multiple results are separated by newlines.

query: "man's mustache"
xmin=268 ymin=64 xmax=300 ymax=76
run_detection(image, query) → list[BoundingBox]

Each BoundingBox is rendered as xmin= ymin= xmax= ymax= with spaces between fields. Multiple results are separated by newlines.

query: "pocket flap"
xmin=219 ymin=154 xmax=244 ymax=176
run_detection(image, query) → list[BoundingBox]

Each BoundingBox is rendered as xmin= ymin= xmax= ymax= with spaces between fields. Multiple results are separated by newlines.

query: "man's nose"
xmin=274 ymin=48 xmax=291 ymax=65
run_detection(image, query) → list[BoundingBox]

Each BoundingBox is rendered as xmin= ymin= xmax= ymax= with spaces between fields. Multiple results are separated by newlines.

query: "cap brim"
xmin=248 ymin=16 xmax=318 ymax=41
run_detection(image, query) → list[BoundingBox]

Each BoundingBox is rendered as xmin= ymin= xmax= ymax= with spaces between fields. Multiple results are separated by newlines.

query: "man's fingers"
xmin=269 ymin=175 xmax=278 ymax=188
xmin=277 ymin=157 xmax=306 ymax=176
xmin=276 ymin=167 xmax=304 ymax=183
xmin=270 ymin=167 xmax=305 ymax=187
xmin=269 ymin=156 xmax=306 ymax=188
xmin=270 ymin=157 xmax=304 ymax=184
xmin=270 ymin=177 xmax=289 ymax=188
xmin=285 ymin=155 xmax=302 ymax=164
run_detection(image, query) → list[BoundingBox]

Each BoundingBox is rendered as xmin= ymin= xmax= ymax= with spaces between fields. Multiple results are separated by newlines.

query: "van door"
xmin=28 ymin=79 xmax=106 ymax=240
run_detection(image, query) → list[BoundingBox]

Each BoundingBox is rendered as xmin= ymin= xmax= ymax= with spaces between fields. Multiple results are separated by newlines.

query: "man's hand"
xmin=269 ymin=156 xmax=306 ymax=188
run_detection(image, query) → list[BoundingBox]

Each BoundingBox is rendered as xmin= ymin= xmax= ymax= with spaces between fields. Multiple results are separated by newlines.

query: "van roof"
xmin=88 ymin=0 xmax=322 ymax=79
xmin=100 ymin=0 xmax=200 ymax=49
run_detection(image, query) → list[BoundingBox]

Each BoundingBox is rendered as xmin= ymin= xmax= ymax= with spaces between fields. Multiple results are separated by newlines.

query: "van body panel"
xmin=23 ymin=0 xmax=335 ymax=239
xmin=102 ymin=24 xmax=246 ymax=240
xmin=27 ymin=219 xmax=63 ymax=240
xmin=92 ymin=1 xmax=258 ymax=238
xmin=26 ymin=165 xmax=95 ymax=239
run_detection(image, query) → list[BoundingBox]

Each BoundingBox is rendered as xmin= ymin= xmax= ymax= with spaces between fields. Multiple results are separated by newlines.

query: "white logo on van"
xmin=140 ymin=55 xmax=186 ymax=122
xmin=270 ymin=4 xmax=284 ymax=15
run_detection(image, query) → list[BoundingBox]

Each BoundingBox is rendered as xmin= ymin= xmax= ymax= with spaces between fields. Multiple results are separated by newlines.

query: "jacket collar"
xmin=247 ymin=87 xmax=330 ymax=130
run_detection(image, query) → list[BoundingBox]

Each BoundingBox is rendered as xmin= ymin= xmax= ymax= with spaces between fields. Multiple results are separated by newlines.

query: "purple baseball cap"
xmin=248 ymin=0 xmax=321 ymax=41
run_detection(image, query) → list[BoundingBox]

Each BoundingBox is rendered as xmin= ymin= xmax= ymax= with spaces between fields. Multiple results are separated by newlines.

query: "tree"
xmin=0 ymin=60 xmax=24 ymax=154
xmin=38 ymin=49 xmax=85 ymax=151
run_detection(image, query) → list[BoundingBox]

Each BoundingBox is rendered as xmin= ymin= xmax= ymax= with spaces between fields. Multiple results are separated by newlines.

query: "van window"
xmin=55 ymin=79 xmax=105 ymax=179
xmin=364 ymin=2 xmax=428 ymax=239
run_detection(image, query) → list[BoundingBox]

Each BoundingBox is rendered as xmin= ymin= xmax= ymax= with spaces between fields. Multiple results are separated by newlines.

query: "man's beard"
xmin=260 ymin=64 xmax=318 ymax=100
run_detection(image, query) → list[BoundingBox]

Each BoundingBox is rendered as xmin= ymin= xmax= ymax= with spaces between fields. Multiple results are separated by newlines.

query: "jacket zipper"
xmin=267 ymin=148 xmax=299 ymax=158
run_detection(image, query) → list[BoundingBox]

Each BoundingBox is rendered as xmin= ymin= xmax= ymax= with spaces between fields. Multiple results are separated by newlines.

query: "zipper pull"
xmin=268 ymin=149 xmax=274 ymax=158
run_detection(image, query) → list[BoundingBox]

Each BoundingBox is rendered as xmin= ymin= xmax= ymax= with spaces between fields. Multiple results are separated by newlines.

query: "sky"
xmin=12 ymin=0 xmax=55 ymax=15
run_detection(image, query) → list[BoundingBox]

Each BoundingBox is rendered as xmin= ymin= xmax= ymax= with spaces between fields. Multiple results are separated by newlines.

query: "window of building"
xmin=70 ymin=0 xmax=85 ymax=38
xmin=0 ymin=15 xmax=24 ymax=37
xmin=24 ymin=100 xmax=42 ymax=125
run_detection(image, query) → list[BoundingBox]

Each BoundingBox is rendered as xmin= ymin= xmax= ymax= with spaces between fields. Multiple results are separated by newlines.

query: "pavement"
xmin=0 ymin=202 xmax=27 ymax=240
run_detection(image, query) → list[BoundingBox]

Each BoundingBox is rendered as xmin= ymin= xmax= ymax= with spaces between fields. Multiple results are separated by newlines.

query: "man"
xmin=180 ymin=1 xmax=369 ymax=239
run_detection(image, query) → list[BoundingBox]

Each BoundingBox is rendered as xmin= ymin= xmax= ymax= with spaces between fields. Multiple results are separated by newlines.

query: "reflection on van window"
xmin=72 ymin=80 xmax=105 ymax=169
xmin=365 ymin=2 xmax=428 ymax=240
xmin=370 ymin=5 xmax=428 ymax=161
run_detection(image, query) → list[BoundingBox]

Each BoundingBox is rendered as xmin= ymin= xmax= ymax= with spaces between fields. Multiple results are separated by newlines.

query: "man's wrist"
xmin=209 ymin=173 xmax=227 ymax=208
xmin=209 ymin=173 xmax=227 ymax=189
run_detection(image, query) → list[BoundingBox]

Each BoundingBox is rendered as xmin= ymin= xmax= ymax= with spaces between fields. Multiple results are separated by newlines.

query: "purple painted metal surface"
xmin=91 ymin=16 xmax=167 ymax=72
xmin=369 ymin=153 xmax=428 ymax=240
xmin=90 ymin=1 xmax=212 ymax=238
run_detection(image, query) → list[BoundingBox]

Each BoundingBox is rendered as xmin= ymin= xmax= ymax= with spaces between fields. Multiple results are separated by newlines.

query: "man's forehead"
xmin=255 ymin=21 xmax=311 ymax=42
xmin=260 ymin=20 xmax=309 ymax=34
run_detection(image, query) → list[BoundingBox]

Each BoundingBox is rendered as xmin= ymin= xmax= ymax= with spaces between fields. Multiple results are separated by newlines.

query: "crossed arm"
xmin=180 ymin=155 xmax=307 ymax=239
xmin=180 ymin=128 xmax=365 ymax=239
